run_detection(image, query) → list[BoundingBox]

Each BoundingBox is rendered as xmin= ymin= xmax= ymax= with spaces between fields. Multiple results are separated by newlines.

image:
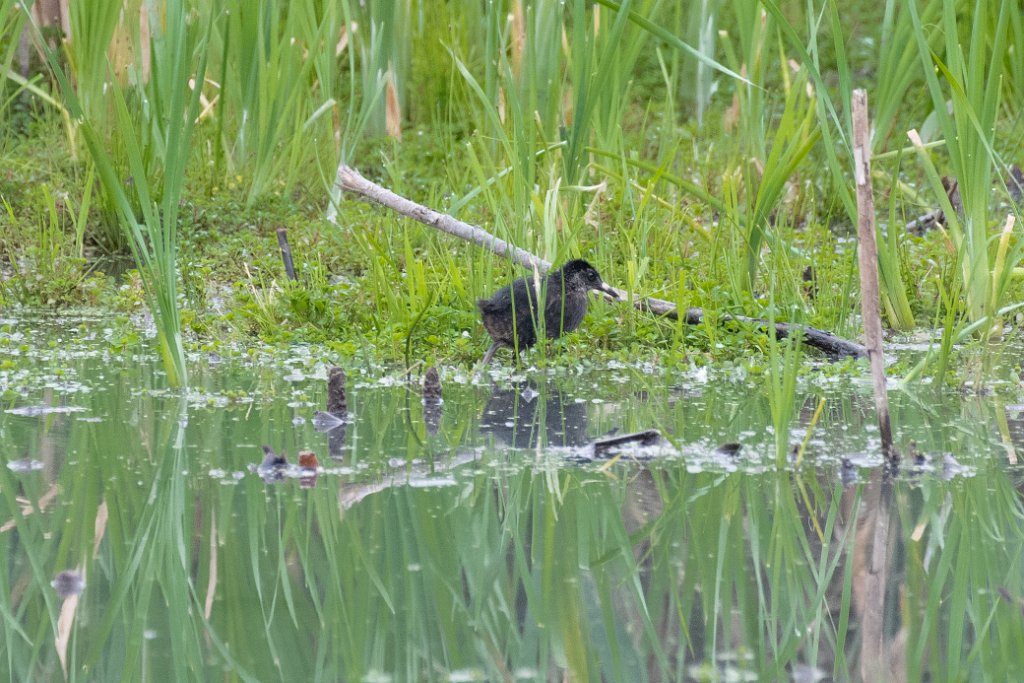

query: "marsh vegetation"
xmin=0 ymin=0 xmax=1019 ymax=380
xmin=1 ymin=1 xmax=1024 ymax=680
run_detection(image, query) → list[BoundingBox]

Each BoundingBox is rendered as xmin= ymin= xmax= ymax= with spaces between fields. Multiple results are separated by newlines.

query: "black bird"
xmin=477 ymin=259 xmax=618 ymax=365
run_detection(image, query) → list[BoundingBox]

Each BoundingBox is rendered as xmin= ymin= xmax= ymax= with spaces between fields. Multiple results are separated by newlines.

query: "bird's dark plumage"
xmin=477 ymin=259 xmax=617 ymax=365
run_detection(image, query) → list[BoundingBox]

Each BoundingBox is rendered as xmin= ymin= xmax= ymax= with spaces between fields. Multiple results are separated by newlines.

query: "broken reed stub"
xmin=258 ymin=445 xmax=289 ymax=483
xmin=422 ymin=367 xmax=442 ymax=403
xmin=422 ymin=367 xmax=443 ymax=436
xmin=277 ymin=227 xmax=297 ymax=281
xmin=297 ymin=450 xmax=320 ymax=488
xmin=260 ymin=445 xmax=288 ymax=469
xmin=297 ymin=450 xmax=319 ymax=470
xmin=853 ymin=88 xmax=896 ymax=462
xmin=327 ymin=366 xmax=347 ymax=414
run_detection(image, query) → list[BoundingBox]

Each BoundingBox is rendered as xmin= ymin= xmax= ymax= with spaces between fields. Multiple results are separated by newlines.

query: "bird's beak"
xmin=596 ymin=282 xmax=620 ymax=300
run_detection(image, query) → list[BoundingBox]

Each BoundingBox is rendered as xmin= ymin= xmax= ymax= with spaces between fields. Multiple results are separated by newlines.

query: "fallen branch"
xmin=333 ymin=165 xmax=866 ymax=359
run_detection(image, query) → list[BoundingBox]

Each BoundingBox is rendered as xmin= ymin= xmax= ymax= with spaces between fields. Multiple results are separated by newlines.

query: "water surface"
xmin=2 ymin=314 xmax=1023 ymax=681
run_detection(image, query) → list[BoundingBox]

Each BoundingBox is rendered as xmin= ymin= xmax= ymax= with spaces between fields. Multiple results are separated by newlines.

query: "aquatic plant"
xmin=35 ymin=0 xmax=215 ymax=387
xmin=907 ymin=0 xmax=1018 ymax=336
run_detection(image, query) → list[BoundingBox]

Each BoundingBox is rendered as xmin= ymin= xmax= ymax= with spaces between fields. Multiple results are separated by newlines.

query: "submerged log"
xmin=333 ymin=165 xmax=867 ymax=360
xmin=591 ymin=429 xmax=662 ymax=457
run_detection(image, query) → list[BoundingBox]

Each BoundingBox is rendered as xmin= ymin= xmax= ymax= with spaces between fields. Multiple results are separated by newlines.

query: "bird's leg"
xmin=472 ymin=342 xmax=502 ymax=384
xmin=480 ymin=341 xmax=501 ymax=367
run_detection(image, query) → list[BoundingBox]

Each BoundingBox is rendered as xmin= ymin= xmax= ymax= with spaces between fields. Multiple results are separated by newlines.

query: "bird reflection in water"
xmin=479 ymin=380 xmax=591 ymax=450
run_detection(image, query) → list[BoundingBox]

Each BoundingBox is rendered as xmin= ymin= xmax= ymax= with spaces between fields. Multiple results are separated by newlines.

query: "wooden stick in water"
xmin=852 ymin=89 xmax=897 ymax=463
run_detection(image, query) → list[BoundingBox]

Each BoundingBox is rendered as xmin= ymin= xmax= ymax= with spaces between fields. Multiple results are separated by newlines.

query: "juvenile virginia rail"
xmin=477 ymin=259 xmax=618 ymax=365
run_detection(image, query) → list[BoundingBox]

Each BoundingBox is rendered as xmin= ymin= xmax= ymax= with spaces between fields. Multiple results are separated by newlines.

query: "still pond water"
xmin=2 ymin=314 xmax=1023 ymax=681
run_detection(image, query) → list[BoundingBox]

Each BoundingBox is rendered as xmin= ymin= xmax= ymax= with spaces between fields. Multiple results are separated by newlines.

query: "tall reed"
xmin=908 ymin=0 xmax=1015 ymax=335
xmin=213 ymin=1 xmax=346 ymax=204
xmin=37 ymin=0 xmax=215 ymax=387
xmin=0 ymin=0 xmax=28 ymax=129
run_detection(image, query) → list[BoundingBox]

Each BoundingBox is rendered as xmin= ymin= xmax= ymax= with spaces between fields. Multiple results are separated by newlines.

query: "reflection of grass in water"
xmin=5 ymin=335 xmax=1024 ymax=680
xmin=764 ymin=298 xmax=803 ymax=466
